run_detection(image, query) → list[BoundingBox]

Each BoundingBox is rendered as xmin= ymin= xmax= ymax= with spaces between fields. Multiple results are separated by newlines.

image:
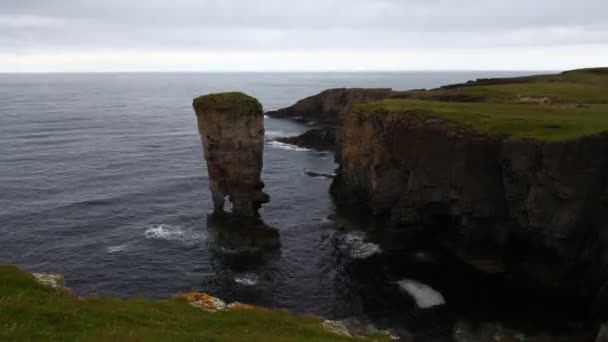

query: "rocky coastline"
xmin=264 ymin=68 xmax=608 ymax=339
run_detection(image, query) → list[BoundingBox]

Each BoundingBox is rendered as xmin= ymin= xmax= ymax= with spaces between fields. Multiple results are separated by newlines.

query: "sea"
xmin=3 ymin=71 xmax=582 ymax=340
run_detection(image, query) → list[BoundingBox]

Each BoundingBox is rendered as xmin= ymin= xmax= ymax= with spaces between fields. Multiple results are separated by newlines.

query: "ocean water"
xmin=1 ymin=71 xmax=576 ymax=340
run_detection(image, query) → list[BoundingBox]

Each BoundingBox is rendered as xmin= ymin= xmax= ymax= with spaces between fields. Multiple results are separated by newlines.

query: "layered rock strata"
xmin=193 ymin=92 xmax=269 ymax=217
xmin=330 ymin=108 xmax=608 ymax=295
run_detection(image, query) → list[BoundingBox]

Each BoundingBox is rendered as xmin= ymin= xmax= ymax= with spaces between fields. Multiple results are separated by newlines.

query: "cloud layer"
xmin=1 ymin=0 xmax=607 ymax=71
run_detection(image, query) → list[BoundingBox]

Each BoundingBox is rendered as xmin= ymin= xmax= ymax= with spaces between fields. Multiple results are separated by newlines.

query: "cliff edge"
xmin=329 ymin=68 xmax=608 ymax=297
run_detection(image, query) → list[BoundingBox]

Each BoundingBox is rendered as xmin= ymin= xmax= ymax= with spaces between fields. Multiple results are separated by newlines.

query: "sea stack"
xmin=193 ymin=92 xmax=269 ymax=217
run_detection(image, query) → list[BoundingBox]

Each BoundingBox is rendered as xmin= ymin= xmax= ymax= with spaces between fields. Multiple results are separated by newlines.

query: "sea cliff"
xmin=331 ymin=108 xmax=608 ymax=294
xmin=271 ymin=68 xmax=608 ymax=299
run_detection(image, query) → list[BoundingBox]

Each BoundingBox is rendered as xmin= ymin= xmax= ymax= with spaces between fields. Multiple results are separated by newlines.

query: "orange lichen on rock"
xmin=174 ymin=292 xmax=226 ymax=312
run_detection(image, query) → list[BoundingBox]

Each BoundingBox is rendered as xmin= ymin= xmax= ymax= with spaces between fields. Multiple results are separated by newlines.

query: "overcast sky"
xmin=1 ymin=0 xmax=607 ymax=72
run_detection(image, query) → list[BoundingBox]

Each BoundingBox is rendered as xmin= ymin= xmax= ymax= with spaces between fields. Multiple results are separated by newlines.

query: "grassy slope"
xmin=0 ymin=265 xmax=372 ymax=341
xmin=355 ymin=68 xmax=608 ymax=141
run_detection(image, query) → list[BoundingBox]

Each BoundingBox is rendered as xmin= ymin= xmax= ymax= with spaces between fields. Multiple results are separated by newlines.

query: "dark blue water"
xmin=0 ymin=71 xmax=544 ymax=339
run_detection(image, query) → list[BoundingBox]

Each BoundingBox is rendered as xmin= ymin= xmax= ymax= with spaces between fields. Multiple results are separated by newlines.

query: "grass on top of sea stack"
xmin=353 ymin=68 xmax=608 ymax=141
xmin=0 ymin=265 xmax=380 ymax=341
xmin=193 ymin=92 xmax=262 ymax=112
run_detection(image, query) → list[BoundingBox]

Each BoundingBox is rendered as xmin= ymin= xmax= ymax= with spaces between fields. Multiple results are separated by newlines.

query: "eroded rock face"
xmin=266 ymin=88 xmax=393 ymax=125
xmin=193 ymin=92 xmax=269 ymax=217
xmin=331 ymin=108 xmax=608 ymax=295
xmin=276 ymin=127 xmax=336 ymax=151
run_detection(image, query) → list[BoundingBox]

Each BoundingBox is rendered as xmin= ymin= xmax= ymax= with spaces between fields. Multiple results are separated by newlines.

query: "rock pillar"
xmin=193 ymin=92 xmax=269 ymax=217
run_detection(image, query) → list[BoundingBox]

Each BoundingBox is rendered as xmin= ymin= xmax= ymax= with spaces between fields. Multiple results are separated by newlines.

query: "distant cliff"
xmin=266 ymin=88 xmax=394 ymax=151
xmin=266 ymin=88 xmax=393 ymax=126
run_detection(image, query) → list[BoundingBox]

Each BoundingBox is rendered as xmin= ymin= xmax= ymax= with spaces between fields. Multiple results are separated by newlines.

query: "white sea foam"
xmin=337 ymin=231 xmax=381 ymax=259
xmin=107 ymin=244 xmax=129 ymax=253
xmin=264 ymin=115 xmax=269 ymax=119
xmin=265 ymin=130 xmax=288 ymax=138
xmin=144 ymin=224 xmax=205 ymax=245
xmin=397 ymin=279 xmax=446 ymax=309
xmin=266 ymin=140 xmax=311 ymax=152
xmin=234 ymin=273 xmax=260 ymax=286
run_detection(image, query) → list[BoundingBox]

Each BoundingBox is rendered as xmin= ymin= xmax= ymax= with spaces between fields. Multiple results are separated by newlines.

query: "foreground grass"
xmin=0 ymin=265 xmax=370 ymax=341
xmin=355 ymin=68 xmax=608 ymax=141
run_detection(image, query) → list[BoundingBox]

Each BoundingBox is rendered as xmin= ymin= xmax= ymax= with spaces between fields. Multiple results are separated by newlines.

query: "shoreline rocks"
xmin=267 ymin=88 xmax=395 ymax=151
xmin=275 ymin=127 xmax=337 ymax=151
xmin=32 ymin=272 xmax=64 ymax=291
xmin=206 ymin=213 xmax=281 ymax=251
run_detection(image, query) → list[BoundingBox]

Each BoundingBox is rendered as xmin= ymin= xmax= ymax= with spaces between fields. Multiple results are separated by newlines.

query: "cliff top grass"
xmin=0 ymin=265 xmax=377 ymax=341
xmin=355 ymin=68 xmax=608 ymax=141
xmin=193 ymin=92 xmax=262 ymax=113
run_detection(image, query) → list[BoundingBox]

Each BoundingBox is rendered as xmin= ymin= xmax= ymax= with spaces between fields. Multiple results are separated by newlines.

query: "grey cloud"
xmin=1 ymin=0 xmax=607 ymax=53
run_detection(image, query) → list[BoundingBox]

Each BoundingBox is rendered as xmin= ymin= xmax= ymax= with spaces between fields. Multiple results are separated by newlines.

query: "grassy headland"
xmin=0 ymin=265 xmax=376 ymax=341
xmin=354 ymin=68 xmax=608 ymax=141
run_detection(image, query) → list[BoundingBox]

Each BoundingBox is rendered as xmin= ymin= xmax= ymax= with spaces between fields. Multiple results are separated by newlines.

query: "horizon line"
xmin=0 ymin=69 xmax=560 ymax=74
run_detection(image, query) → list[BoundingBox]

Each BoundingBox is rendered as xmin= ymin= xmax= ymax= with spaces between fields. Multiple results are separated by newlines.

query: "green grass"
xmin=193 ymin=92 xmax=260 ymax=109
xmin=453 ymin=82 xmax=608 ymax=104
xmin=0 ymin=265 xmax=374 ymax=341
xmin=354 ymin=99 xmax=608 ymax=141
xmin=357 ymin=68 xmax=608 ymax=141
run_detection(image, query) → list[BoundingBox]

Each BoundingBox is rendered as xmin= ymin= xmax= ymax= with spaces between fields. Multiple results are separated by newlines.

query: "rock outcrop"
xmin=331 ymin=107 xmax=608 ymax=296
xmin=32 ymin=273 xmax=64 ymax=291
xmin=276 ymin=128 xmax=336 ymax=151
xmin=267 ymin=88 xmax=394 ymax=151
xmin=266 ymin=88 xmax=393 ymax=125
xmin=193 ymin=92 xmax=269 ymax=217
xmin=206 ymin=213 xmax=280 ymax=251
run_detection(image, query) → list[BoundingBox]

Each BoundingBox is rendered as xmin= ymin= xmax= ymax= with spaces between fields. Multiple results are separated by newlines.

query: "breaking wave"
xmin=266 ymin=140 xmax=311 ymax=152
xmin=397 ymin=279 xmax=446 ymax=309
xmin=336 ymin=231 xmax=382 ymax=259
xmin=234 ymin=273 xmax=260 ymax=286
xmin=144 ymin=224 xmax=206 ymax=245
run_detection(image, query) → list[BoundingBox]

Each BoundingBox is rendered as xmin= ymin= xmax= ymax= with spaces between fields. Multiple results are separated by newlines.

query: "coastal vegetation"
xmin=0 ymin=265 xmax=378 ymax=341
xmin=353 ymin=68 xmax=608 ymax=141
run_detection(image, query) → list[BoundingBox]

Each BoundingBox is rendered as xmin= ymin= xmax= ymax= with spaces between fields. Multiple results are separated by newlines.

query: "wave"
xmin=265 ymin=130 xmax=289 ymax=138
xmin=336 ymin=231 xmax=381 ymax=259
xmin=266 ymin=140 xmax=311 ymax=152
xmin=144 ymin=224 xmax=206 ymax=245
xmin=234 ymin=273 xmax=260 ymax=286
xmin=107 ymin=244 xmax=129 ymax=253
xmin=397 ymin=279 xmax=446 ymax=309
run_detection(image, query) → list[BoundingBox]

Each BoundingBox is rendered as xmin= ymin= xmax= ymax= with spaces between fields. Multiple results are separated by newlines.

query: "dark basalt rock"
xmin=206 ymin=213 xmax=280 ymax=252
xmin=276 ymin=127 xmax=337 ymax=151
xmin=193 ymin=92 xmax=269 ymax=217
xmin=330 ymin=108 xmax=608 ymax=298
xmin=304 ymin=171 xmax=335 ymax=179
xmin=266 ymin=88 xmax=393 ymax=125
